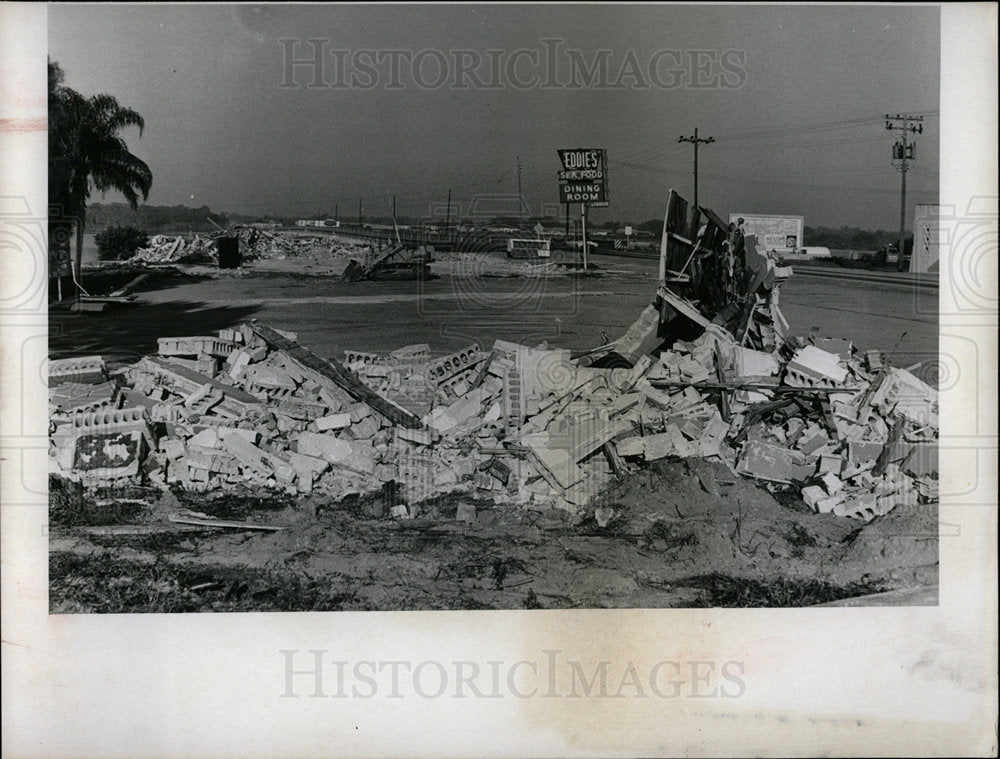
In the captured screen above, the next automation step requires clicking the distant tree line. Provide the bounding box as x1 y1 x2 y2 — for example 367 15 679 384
801 226 911 252
83 199 914 251
87 202 230 233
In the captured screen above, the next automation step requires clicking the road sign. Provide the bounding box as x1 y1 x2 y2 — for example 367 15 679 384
558 148 608 208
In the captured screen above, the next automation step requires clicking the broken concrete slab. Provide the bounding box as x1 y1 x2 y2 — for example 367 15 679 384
737 440 813 484
314 413 352 432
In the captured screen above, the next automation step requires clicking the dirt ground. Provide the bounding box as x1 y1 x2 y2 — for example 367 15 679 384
48 254 939 611
48 457 938 611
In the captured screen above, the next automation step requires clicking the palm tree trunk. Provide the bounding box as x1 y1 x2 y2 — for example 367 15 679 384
74 207 85 299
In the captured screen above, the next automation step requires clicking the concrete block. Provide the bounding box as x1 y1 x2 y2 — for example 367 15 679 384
801 485 827 510
295 431 353 463
276 398 327 421
69 406 155 479
398 427 434 446
160 438 186 459
158 336 237 359
821 472 844 495
284 450 330 478
733 347 780 378
247 364 297 390
347 402 372 423
49 356 107 385
643 430 680 461
737 440 813 484
818 453 842 476
487 458 511 485
616 436 646 457
349 416 380 440
833 493 878 520
679 419 704 440
188 428 221 449
183 448 240 476
344 441 376 472
847 439 884 465
786 345 848 386
526 435 585 490
218 429 276 475
183 383 213 408
612 392 642 415
797 426 829 455
634 378 676 409
296 469 314 493
814 495 843 514
228 350 252 379
314 413 352 431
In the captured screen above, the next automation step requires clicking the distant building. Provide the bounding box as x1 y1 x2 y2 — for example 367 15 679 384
296 219 339 228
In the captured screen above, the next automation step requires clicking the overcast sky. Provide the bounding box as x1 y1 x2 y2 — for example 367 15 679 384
49 4 940 228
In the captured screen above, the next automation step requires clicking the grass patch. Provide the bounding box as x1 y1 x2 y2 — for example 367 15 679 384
49 553 360 613
682 573 885 608
49 476 150 527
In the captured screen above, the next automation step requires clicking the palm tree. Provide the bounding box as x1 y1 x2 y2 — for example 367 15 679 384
48 59 152 295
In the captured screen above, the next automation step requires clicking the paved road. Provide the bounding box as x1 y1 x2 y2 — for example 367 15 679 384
51 257 938 385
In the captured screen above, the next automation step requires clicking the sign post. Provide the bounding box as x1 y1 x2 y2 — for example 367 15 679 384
625 225 633 251
557 148 608 269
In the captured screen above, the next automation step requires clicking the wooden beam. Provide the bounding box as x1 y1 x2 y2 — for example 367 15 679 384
248 321 424 428
656 285 711 328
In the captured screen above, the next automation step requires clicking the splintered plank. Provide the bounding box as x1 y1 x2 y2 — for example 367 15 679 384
168 513 285 531
656 286 711 328
248 322 423 429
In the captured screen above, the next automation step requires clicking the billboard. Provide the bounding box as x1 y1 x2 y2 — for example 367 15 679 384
730 213 804 254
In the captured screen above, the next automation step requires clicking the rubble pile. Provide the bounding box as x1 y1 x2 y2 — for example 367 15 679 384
131 234 218 264
49 317 938 523
129 228 366 265
53 190 937 524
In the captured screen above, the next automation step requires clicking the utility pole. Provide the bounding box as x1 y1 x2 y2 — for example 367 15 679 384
334 203 338 224
678 127 715 208
445 188 451 232
885 114 923 266
358 198 362 228
516 155 524 227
